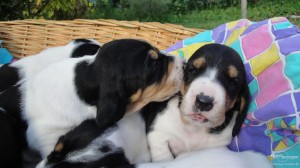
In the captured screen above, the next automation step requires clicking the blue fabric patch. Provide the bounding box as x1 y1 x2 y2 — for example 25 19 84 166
184 30 212 46
0 48 13 64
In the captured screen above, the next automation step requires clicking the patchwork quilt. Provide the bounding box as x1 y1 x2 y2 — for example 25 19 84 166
165 17 300 168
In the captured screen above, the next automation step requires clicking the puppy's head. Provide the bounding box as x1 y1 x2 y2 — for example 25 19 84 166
93 39 183 127
36 120 129 168
180 43 249 136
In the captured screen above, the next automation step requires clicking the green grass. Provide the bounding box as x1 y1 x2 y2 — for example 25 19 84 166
168 7 241 29
167 1 300 30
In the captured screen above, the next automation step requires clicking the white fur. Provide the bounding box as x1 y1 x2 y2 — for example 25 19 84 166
136 147 272 168
11 39 100 85
148 96 234 161
22 56 97 157
180 68 227 128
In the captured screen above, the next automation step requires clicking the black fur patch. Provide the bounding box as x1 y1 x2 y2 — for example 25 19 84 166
74 39 93 43
0 85 27 168
0 64 20 93
44 119 131 168
141 98 171 133
75 39 173 128
74 60 99 106
71 44 100 58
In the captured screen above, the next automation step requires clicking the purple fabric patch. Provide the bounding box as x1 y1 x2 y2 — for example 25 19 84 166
164 41 183 53
254 94 295 122
272 26 300 40
212 24 226 43
245 63 254 84
242 19 268 36
278 34 300 55
229 124 272 156
294 92 300 112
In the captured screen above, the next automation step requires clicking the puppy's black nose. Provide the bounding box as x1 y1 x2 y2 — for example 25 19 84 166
195 93 214 111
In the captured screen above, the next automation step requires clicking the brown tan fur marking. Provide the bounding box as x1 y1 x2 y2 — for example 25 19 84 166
54 142 63 152
228 65 238 78
193 57 205 69
127 61 178 113
149 50 159 60
130 89 142 102
181 82 187 95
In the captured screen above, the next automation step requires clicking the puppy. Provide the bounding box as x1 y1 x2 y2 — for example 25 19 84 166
37 44 265 168
0 39 100 168
146 43 250 161
0 39 183 161
36 112 150 168
0 38 101 93
37 114 271 168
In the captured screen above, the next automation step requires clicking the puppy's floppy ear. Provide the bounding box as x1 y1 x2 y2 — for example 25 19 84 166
232 82 250 137
96 79 127 128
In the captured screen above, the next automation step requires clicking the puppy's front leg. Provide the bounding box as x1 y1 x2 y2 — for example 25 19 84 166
148 131 174 162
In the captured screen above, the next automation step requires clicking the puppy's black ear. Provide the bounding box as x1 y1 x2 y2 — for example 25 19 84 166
232 82 250 137
96 78 127 128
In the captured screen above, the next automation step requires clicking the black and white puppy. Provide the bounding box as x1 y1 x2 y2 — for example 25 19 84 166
0 39 183 161
36 113 271 168
0 38 101 93
36 112 151 168
146 43 250 161
36 44 265 168
0 38 100 168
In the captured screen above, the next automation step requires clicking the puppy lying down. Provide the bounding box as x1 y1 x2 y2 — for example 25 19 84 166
37 44 272 168
0 39 101 93
0 39 183 168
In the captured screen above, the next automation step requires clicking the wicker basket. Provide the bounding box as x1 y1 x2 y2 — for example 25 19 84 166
0 19 203 59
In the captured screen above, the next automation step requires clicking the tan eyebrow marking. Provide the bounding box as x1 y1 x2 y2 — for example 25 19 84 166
228 65 238 78
149 50 159 60
193 57 206 69
54 142 64 152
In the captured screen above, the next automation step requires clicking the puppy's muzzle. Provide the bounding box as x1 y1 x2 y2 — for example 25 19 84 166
195 93 214 112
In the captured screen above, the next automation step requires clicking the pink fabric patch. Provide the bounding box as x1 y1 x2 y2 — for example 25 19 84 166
236 19 252 28
242 25 273 60
256 61 290 107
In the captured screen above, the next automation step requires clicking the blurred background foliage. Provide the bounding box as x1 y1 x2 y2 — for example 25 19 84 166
1 0 300 29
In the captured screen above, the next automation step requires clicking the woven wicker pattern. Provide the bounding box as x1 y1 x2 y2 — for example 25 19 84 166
0 19 202 58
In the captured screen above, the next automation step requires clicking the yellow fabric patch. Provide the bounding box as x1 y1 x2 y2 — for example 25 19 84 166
274 141 288 151
225 29 240 46
170 42 211 60
280 120 288 129
227 20 239 30
250 44 280 76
